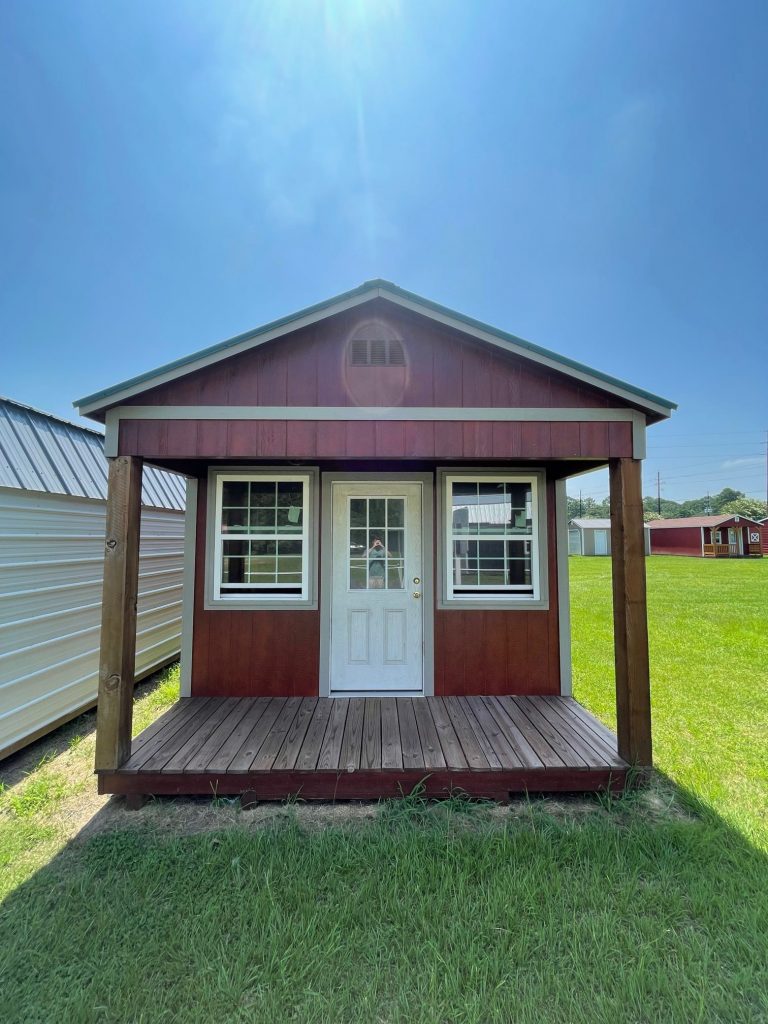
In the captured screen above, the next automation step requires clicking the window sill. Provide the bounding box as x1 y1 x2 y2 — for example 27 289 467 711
203 597 318 612
437 596 549 612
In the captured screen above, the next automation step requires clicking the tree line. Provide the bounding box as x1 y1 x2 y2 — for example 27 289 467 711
567 487 768 522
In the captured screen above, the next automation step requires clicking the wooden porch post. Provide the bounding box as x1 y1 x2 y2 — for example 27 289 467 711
95 455 143 771
609 457 652 767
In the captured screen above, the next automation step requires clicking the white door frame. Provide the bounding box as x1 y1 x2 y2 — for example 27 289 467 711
319 472 434 698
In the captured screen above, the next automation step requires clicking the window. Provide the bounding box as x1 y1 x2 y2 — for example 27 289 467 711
442 473 543 604
211 472 313 604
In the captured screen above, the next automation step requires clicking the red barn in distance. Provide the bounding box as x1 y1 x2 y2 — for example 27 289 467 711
647 515 764 558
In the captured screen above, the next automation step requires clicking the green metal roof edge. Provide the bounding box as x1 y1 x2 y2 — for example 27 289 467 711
376 280 677 411
74 278 677 412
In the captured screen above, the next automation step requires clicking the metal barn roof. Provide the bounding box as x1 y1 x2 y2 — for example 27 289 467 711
0 397 186 510
569 518 612 530
646 515 764 529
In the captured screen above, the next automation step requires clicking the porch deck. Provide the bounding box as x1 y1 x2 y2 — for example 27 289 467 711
99 696 629 801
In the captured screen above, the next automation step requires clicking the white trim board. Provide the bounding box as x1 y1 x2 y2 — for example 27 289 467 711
77 284 674 419
555 480 572 696
179 478 197 697
105 406 647 459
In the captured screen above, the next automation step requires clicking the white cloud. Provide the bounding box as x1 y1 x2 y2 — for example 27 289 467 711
721 456 763 469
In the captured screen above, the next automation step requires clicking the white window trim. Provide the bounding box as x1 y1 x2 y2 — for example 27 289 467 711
437 468 549 611
204 466 319 611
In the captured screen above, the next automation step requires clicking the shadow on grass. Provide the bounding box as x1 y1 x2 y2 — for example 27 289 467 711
1 773 766 1024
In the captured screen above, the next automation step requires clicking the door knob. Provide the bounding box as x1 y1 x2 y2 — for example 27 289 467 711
413 592 422 599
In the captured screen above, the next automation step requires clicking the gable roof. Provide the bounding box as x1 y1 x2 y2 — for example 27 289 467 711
74 281 677 421
569 518 612 530
0 396 186 510
646 515 764 529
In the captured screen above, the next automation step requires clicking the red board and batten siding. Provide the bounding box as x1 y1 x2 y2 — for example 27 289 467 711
648 527 703 557
119 420 633 461
122 303 619 411
191 475 562 699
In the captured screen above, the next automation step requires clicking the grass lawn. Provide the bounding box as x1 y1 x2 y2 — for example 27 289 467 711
0 557 766 1023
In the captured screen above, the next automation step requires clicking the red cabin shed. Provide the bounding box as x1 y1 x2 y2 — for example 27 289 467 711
75 281 676 802
647 515 764 558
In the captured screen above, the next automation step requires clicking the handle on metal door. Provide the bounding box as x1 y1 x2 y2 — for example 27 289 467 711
413 591 422 599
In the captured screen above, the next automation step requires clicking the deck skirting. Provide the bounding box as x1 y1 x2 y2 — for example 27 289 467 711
98 696 629 801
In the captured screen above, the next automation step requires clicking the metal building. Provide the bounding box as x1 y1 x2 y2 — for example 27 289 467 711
0 397 186 759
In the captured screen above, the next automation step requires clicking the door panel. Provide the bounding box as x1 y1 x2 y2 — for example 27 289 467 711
330 482 424 694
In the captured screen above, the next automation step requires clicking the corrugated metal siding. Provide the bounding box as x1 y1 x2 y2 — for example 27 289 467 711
0 489 184 759
0 397 185 510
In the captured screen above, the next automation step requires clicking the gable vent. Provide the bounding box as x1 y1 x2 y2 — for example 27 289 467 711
349 338 405 366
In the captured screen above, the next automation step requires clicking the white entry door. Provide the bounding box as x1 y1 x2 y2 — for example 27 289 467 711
594 529 608 556
330 482 424 694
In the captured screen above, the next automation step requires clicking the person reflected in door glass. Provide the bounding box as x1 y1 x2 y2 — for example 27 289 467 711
367 534 387 589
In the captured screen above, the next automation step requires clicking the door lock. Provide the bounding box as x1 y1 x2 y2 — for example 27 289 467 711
413 592 422 599
413 577 421 585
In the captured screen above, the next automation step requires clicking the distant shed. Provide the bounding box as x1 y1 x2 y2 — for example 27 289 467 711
646 515 763 558
0 397 187 759
568 518 613 556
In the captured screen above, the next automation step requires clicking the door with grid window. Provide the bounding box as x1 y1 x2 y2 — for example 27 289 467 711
329 482 424 694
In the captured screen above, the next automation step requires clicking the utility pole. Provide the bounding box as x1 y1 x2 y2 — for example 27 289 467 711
656 472 661 516
579 489 583 516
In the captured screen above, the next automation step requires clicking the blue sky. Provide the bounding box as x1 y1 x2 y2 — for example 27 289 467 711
1 1 766 502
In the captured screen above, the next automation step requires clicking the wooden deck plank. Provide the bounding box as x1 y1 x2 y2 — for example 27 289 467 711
464 697 523 769
362 698 382 769
527 697 601 767
494 697 565 768
381 700 403 769
123 699 205 770
183 699 248 773
164 698 243 772
442 698 491 770
430 698 468 768
295 699 334 771
516 697 589 768
206 698 271 772
560 697 624 752
457 698 503 769
252 698 303 770
273 699 318 770
339 699 365 771
130 702 189 757
228 699 285 771
413 699 446 769
481 697 544 769
116 696 628 801
543 699 626 768
397 698 425 769
317 698 349 770
137 700 221 773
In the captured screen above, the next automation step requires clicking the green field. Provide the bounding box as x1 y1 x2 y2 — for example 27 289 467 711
0 557 766 1023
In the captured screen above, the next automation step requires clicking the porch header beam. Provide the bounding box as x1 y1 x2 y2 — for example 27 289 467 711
95 455 143 772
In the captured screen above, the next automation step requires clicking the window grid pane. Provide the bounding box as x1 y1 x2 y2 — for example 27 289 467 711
349 497 405 590
218 477 307 594
449 478 536 595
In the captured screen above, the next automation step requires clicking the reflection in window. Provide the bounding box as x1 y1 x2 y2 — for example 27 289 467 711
349 497 405 590
448 477 537 597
